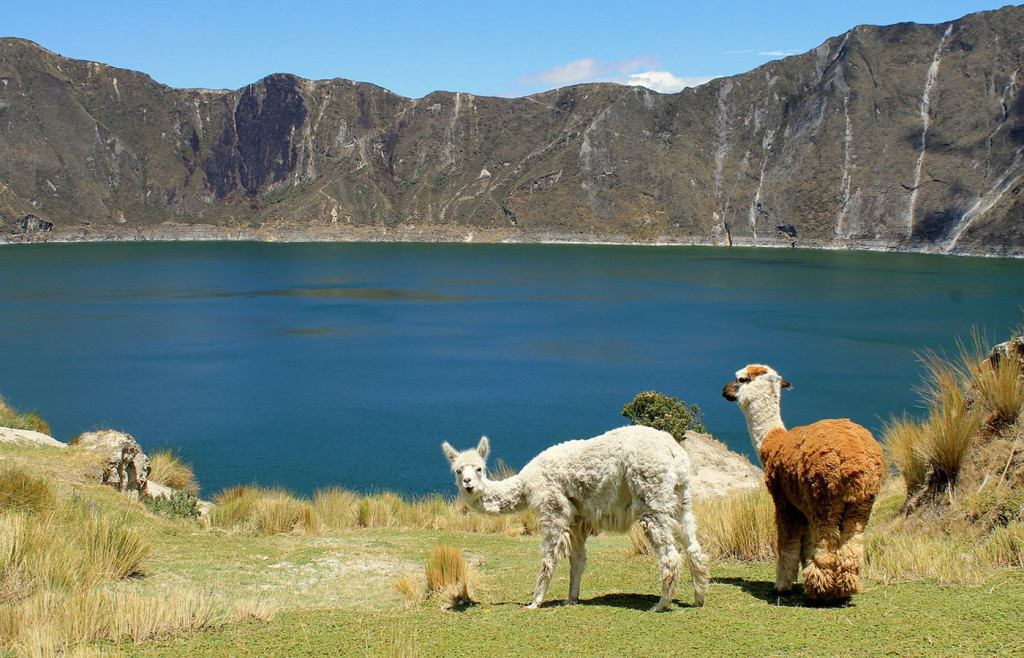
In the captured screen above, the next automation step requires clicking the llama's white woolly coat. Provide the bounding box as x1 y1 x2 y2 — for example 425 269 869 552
442 425 709 610
516 425 692 532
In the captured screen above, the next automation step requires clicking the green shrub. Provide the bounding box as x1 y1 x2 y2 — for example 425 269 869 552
144 491 202 520
621 391 705 440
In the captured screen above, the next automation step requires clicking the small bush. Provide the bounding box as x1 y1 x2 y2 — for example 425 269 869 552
621 391 705 440
148 450 200 495
144 491 202 520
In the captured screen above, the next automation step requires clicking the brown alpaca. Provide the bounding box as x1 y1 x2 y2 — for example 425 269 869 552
723 364 883 604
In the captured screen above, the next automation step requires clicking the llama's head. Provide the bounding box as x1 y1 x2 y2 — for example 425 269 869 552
441 436 490 500
722 364 791 410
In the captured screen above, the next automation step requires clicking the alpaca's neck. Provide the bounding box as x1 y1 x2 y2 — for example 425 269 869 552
742 399 786 460
472 475 529 515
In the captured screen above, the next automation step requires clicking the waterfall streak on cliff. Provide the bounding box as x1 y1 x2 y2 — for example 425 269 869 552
906 26 952 237
944 150 1024 252
836 95 854 239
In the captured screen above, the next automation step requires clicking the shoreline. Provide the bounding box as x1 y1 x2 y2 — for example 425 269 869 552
3 223 1021 259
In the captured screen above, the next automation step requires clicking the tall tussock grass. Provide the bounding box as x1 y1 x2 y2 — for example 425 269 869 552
206 485 318 535
885 331 1023 511
695 487 776 561
425 545 475 607
0 395 50 436
148 449 200 495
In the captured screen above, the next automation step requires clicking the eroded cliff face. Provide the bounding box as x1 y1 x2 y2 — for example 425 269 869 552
1 6 1023 254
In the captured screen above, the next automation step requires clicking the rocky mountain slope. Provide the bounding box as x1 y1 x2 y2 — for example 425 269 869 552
2 6 1023 254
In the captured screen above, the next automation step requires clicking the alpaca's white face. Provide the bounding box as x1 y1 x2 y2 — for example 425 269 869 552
441 436 489 499
722 364 790 409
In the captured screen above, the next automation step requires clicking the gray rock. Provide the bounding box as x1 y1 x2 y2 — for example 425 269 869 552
71 430 151 498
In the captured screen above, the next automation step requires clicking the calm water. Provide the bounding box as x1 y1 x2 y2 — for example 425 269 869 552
1 242 1022 497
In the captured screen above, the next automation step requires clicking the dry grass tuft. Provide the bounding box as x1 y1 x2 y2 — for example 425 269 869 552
0 395 50 436
425 545 476 607
232 596 278 623
393 574 424 606
313 487 360 530
148 449 200 495
695 487 776 561
0 466 57 514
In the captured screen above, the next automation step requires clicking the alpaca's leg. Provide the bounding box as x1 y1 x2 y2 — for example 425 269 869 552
674 487 709 607
528 510 572 609
772 497 806 595
565 524 588 605
641 513 682 612
834 498 875 599
802 500 845 601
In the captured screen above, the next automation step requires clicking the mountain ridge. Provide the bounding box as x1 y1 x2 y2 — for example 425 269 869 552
2 6 1023 255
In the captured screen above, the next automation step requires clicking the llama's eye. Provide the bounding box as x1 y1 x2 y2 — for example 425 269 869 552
737 377 750 383
475 467 482 474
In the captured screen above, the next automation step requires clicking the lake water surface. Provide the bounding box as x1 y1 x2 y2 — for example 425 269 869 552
1 242 1022 497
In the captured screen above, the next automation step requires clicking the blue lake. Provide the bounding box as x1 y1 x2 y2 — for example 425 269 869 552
1 242 1022 497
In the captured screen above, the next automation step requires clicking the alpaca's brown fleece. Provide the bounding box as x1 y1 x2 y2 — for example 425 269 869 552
760 418 883 601
760 419 884 509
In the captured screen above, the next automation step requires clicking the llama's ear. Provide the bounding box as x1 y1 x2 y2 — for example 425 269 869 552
441 442 459 464
477 436 490 460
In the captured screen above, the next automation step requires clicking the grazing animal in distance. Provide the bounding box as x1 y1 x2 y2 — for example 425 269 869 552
722 364 883 604
442 426 710 611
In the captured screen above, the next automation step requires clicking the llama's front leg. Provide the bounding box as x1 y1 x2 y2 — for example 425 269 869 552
565 526 588 605
772 498 806 595
528 524 569 609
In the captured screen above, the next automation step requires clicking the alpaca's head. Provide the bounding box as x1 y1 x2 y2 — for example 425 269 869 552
722 364 791 411
441 436 490 500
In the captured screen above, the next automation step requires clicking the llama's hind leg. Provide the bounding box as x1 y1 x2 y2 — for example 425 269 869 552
772 497 807 595
565 524 588 605
802 501 845 602
641 514 682 612
834 499 875 599
675 488 709 607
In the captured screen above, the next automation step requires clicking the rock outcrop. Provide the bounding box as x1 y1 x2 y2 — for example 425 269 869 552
0 427 67 448
1 5 1024 255
683 431 764 499
70 430 151 498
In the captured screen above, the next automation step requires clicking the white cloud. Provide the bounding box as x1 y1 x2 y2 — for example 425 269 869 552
624 71 716 93
513 57 713 95
725 49 798 57
516 57 656 89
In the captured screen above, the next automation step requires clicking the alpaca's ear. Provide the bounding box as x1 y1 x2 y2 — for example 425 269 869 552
477 436 490 460
441 442 459 464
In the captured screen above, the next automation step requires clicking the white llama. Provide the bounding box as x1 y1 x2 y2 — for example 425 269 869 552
442 426 710 611
722 364 883 603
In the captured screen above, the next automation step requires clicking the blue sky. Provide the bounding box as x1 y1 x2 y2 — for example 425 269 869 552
4 1 1015 98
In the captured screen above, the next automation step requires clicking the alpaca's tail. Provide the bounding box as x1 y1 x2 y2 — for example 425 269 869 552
803 499 874 602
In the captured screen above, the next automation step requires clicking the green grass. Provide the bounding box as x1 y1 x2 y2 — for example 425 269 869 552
126 537 1024 657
